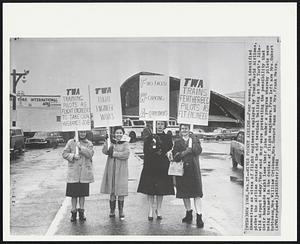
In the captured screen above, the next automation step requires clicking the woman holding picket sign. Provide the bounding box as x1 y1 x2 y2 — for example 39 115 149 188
172 124 204 228
101 126 130 220
62 130 94 222
137 121 175 221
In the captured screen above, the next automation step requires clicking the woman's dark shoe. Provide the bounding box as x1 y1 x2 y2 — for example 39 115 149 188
70 209 77 222
109 200 116 218
196 214 204 228
148 216 154 221
182 209 193 224
118 200 125 220
155 209 162 220
78 208 86 221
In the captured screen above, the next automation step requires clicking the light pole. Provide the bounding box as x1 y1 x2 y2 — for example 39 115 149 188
11 69 29 126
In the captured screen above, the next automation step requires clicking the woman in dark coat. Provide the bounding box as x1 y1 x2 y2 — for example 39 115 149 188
137 121 175 220
172 124 204 228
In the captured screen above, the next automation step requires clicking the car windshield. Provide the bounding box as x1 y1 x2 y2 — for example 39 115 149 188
133 121 145 126
34 132 48 137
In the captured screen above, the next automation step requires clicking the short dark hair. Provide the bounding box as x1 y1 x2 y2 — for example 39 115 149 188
156 121 167 129
179 124 190 131
113 126 125 134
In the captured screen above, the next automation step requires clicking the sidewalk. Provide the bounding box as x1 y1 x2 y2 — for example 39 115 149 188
52 142 233 236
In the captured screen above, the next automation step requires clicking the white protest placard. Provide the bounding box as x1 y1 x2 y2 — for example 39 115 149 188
61 87 91 131
139 75 169 121
90 82 123 127
177 78 210 126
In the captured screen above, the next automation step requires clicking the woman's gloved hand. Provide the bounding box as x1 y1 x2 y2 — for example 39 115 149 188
174 152 182 162
155 148 162 155
107 145 114 157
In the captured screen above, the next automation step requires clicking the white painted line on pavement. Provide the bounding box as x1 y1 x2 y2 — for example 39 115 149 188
45 197 70 236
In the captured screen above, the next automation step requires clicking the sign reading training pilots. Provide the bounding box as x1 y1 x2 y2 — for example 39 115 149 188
177 78 210 126
61 87 91 131
91 83 122 127
139 75 169 121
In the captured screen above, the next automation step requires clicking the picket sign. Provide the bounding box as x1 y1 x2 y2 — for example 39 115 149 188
90 81 123 148
177 77 210 127
60 86 91 157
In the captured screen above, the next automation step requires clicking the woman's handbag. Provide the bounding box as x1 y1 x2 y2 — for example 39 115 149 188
168 161 184 176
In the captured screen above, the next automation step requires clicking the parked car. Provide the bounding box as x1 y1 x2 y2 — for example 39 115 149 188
164 118 180 137
230 130 244 168
122 117 146 142
191 128 205 139
91 127 107 144
25 131 64 148
203 128 239 141
10 127 25 155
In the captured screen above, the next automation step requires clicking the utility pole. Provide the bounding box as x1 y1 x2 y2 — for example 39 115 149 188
11 69 29 126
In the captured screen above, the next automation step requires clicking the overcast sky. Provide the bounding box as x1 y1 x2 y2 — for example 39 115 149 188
11 38 246 96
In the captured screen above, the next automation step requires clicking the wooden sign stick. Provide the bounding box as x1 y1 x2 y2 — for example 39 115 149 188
75 129 79 155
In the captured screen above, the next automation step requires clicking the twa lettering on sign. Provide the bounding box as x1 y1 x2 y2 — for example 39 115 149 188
61 87 91 131
91 83 122 127
139 75 169 121
177 78 210 126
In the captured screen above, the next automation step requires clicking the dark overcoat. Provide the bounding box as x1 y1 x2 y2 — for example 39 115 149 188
172 135 203 198
137 131 175 195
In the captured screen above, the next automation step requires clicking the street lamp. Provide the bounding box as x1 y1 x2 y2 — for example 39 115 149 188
11 69 29 126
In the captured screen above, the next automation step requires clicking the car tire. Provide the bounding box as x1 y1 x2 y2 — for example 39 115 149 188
129 132 136 143
216 136 220 141
232 158 238 168
240 155 244 167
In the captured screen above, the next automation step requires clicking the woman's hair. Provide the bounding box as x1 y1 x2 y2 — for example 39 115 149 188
113 126 125 134
179 123 191 131
156 121 167 129
78 130 88 140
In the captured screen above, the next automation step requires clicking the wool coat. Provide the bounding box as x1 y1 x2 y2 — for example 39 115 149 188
137 131 175 196
172 135 203 198
100 140 130 196
62 138 94 183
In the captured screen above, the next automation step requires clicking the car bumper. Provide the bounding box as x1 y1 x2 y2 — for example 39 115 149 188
203 136 216 139
25 141 48 146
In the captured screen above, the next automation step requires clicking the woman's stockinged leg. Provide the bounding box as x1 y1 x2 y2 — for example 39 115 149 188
194 197 204 228
194 197 202 215
118 195 124 201
71 197 77 211
147 195 154 218
156 195 163 216
110 193 116 201
79 197 85 209
183 198 192 211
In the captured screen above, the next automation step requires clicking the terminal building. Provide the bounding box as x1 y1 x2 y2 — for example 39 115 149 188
13 72 245 134
121 72 245 131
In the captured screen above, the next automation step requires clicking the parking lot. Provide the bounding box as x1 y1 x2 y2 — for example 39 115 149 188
10 139 244 236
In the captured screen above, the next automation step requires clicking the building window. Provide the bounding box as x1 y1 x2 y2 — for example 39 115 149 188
56 116 61 122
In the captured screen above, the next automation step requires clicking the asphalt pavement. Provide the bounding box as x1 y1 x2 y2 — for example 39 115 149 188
10 140 244 236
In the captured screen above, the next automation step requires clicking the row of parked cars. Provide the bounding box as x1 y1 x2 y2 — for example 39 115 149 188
10 125 245 168
10 127 66 154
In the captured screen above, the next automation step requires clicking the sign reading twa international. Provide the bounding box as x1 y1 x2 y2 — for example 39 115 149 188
91 82 123 127
61 87 91 131
139 75 169 121
177 78 210 126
